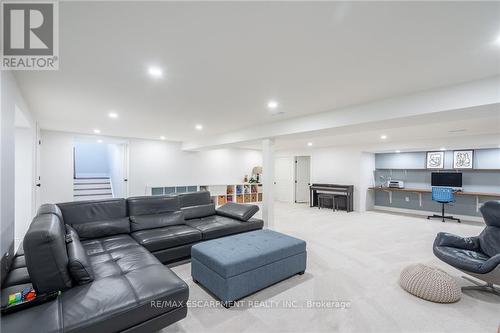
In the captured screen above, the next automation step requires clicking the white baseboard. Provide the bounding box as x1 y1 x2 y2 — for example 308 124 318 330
372 205 484 223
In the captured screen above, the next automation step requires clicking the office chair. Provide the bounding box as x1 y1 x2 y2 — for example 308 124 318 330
427 187 461 223
433 201 500 295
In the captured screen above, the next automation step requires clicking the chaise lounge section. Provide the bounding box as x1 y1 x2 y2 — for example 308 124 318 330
1 191 263 332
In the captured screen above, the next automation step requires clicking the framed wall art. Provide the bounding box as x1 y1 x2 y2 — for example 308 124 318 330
426 151 444 169
453 150 473 169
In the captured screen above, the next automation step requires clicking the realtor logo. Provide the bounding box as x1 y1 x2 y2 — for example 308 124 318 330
1 1 59 70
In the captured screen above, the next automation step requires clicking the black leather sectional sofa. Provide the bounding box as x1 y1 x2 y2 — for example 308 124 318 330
1 191 263 332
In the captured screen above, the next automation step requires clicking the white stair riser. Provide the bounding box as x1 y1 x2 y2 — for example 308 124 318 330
74 184 111 190
73 178 111 184
74 189 113 196
73 194 113 201
73 177 113 202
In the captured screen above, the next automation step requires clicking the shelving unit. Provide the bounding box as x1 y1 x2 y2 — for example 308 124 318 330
148 183 263 206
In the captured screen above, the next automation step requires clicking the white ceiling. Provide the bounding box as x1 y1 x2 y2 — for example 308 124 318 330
240 104 500 151
14 1 500 143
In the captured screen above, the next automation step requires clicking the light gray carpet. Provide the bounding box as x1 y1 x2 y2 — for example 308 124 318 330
164 202 499 333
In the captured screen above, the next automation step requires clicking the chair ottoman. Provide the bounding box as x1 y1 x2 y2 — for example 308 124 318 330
191 229 307 307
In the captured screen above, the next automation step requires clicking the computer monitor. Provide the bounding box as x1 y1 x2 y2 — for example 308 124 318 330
431 172 462 188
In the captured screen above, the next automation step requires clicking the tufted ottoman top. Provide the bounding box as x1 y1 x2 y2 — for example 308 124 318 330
191 229 306 278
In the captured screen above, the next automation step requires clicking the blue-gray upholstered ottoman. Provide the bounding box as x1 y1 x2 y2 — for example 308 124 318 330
191 229 307 307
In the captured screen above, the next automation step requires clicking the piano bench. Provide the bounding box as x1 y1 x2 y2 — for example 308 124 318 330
318 193 336 210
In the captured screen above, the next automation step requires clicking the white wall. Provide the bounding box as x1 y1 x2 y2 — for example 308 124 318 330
128 139 262 196
276 147 375 212
40 131 74 204
1 71 36 256
39 132 262 201
359 152 376 211
15 127 35 246
74 142 110 178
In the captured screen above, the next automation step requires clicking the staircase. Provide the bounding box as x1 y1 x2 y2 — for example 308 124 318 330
73 177 113 201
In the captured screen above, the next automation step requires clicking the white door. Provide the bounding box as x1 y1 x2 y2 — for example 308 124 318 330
107 143 129 198
274 157 294 202
295 156 311 203
122 143 129 198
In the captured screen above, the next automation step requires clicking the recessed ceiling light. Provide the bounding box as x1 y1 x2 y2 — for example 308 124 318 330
148 66 163 79
195 124 203 131
395 150 401 153
307 142 313 147
93 129 101 134
159 136 166 140
267 101 278 110
108 112 118 119
380 135 387 140
440 147 446 151
97 139 103 143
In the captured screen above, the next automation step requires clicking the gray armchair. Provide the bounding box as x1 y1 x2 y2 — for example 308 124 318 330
433 200 500 295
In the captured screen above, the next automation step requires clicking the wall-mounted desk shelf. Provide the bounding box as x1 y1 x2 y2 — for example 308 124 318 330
369 187 500 212
375 168 500 172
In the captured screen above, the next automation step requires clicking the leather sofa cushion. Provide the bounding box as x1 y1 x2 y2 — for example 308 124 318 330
66 225 94 285
60 264 188 332
24 214 72 293
130 211 186 232
182 203 215 220
1 297 62 333
3 267 31 288
70 217 130 239
57 199 130 239
62 234 189 332
132 225 202 252
186 215 264 240
216 202 259 221
11 255 26 269
127 195 180 216
58 198 127 223
37 203 64 222
81 234 139 256
178 191 211 207
2 234 189 333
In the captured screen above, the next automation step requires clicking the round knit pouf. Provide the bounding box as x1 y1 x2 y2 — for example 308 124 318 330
399 264 461 303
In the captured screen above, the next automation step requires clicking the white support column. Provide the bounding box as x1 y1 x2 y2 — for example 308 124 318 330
262 138 275 229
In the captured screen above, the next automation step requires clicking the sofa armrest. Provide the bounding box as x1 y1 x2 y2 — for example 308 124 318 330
434 232 480 250
216 203 259 221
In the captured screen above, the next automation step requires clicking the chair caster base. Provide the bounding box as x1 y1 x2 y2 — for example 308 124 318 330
427 214 461 223
461 276 500 296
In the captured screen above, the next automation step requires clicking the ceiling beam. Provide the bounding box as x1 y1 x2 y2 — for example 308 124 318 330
182 76 500 151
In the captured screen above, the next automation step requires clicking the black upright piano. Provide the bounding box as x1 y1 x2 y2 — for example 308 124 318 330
309 183 354 212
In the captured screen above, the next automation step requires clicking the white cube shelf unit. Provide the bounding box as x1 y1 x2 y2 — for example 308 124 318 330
148 184 263 206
